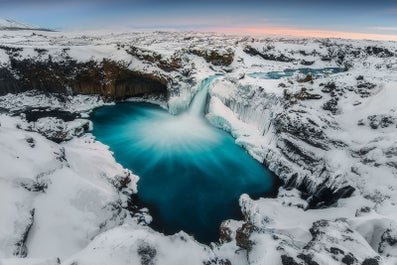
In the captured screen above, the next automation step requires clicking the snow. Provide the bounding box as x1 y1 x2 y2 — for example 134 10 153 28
0 258 60 265
62 224 212 265
0 29 396 264
0 19 38 31
0 114 138 260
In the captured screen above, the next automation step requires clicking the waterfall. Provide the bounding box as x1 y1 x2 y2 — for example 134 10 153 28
91 89 275 243
188 76 218 117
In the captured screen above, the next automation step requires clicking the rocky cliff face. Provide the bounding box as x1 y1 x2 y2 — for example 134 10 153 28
0 58 167 99
206 39 397 210
1 31 397 264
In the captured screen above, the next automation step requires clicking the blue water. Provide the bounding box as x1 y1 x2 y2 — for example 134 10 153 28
91 78 276 243
249 67 345 79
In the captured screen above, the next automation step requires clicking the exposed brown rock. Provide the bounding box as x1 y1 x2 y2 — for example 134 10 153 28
189 48 234 66
219 221 233 243
126 46 182 72
235 223 256 251
298 74 313 83
0 58 168 100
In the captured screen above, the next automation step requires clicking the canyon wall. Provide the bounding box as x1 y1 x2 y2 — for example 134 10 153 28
0 58 167 99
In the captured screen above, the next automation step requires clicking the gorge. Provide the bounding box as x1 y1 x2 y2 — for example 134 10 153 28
91 77 277 243
0 30 396 265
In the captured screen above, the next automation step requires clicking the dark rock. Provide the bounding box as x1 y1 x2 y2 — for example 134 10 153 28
281 255 301 265
137 243 157 265
244 45 294 62
127 46 182 72
346 86 355 92
308 183 355 209
361 258 379 265
46 131 68 144
341 253 357 265
330 247 345 255
112 172 132 191
54 147 67 163
367 114 395 129
285 171 355 209
188 48 234 66
296 88 322 100
26 118 91 143
380 116 395 128
274 111 330 150
298 74 313 83
219 221 233 243
344 63 353 71
321 57 332 61
386 161 397 169
378 228 397 255
357 82 376 90
15 108 80 123
284 88 322 103
0 45 23 57
336 51 346 64
368 115 380 129
0 58 168 100
34 48 48 55
13 209 35 257
20 178 48 193
322 98 339 114
365 46 394 58
355 206 371 217
356 75 364 81
384 147 397 158
278 137 320 166
297 253 319 265
321 82 336 93
301 60 315 66
299 50 316 56
204 258 232 265
311 219 330 234
355 89 371 98
357 119 365 126
354 80 377 97
26 137 35 148
302 218 371 264
235 223 256 251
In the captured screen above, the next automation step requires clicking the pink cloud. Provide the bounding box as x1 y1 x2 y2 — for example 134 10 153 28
207 27 397 41
370 27 397 31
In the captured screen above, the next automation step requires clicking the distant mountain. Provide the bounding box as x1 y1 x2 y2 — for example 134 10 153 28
0 18 53 31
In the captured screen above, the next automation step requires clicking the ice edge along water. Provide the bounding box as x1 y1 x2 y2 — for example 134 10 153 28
90 74 275 243
1 29 396 265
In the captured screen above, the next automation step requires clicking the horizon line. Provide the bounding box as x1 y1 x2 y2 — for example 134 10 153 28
206 27 397 41
59 25 397 42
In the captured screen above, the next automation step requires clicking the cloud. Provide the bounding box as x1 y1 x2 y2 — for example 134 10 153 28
370 27 397 31
208 26 397 41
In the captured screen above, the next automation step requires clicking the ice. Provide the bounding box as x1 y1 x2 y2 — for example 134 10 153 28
0 28 396 264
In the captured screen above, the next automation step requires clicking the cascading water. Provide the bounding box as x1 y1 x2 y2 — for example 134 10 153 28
91 76 276 243
188 76 216 116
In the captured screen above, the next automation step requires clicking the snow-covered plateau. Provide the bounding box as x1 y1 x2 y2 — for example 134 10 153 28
0 29 396 265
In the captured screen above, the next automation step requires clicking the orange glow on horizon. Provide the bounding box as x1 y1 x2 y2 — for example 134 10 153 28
209 27 397 41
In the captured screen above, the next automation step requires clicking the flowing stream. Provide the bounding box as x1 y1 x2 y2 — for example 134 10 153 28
248 67 345 79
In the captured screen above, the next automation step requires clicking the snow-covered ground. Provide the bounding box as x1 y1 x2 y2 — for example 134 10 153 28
0 29 396 264
0 19 50 31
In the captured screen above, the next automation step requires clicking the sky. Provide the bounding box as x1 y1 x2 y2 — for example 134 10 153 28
0 0 396 40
